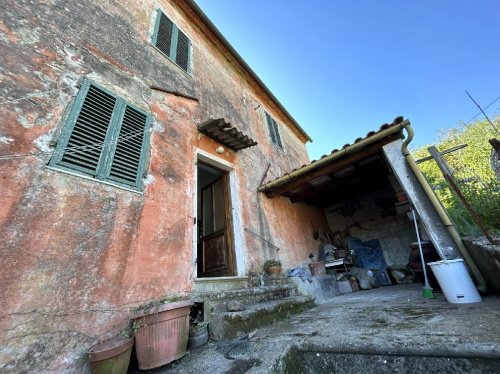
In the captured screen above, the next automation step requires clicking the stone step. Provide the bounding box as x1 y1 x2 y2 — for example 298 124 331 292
193 276 250 293
209 295 315 341
193 284 297 313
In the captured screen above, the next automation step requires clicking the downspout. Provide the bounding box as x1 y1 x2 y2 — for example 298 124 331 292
401 122 487 292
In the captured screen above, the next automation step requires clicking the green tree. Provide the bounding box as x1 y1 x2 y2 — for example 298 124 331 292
412 117 500 236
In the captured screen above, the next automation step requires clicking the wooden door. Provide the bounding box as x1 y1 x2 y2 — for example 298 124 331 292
198 174 234 277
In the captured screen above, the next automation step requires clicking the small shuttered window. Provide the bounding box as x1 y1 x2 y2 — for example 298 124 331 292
265 112 283 149
152 10 191 73
50 79 151 191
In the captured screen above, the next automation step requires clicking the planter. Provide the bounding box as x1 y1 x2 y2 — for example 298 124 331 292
265 265 281 275
133 300 193 370
309 261 326 276
88 336 134 374
188 323 209 349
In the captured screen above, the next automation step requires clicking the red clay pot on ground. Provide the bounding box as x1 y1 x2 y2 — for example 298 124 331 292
265 265 281 275
309 261 326 275
132 300 193 370
88 335 134 374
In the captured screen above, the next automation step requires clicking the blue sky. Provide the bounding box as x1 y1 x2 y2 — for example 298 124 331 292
195 0 500 160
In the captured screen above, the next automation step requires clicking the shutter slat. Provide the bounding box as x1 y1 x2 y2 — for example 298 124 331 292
111 156 139 169
75 117 110 135
118 135 143 148
83 94 116 110
120 121 143 134
114 141 142 158
112 149 140 164
69 130 104 146
72 125 107 142
64 151 101 163
123 113 146 126
79 107 114 124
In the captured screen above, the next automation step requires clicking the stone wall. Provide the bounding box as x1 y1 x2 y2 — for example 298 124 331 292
325 190 415 268
0 0 326 371
462 237 500 294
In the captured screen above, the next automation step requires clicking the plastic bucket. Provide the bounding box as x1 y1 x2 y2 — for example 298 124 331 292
428 259 481 303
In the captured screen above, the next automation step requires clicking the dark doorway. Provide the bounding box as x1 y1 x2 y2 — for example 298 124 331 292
197 162 234 277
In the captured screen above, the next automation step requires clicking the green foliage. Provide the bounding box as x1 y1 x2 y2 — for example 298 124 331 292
130 295 184 315
263 259 282 269
412 118 500 236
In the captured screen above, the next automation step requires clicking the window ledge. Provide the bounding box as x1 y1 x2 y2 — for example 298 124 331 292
46 166 143 195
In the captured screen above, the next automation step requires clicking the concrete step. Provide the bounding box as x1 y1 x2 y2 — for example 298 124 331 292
193 283 297 305
209 295 315 341
193 276 250 293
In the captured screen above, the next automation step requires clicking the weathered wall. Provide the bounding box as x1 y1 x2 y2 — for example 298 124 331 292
325 190 416 268
0 0 325 371
462 237 500 294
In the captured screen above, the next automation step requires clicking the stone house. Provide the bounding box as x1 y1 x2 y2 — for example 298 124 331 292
0 0 488 372
0 0 326 371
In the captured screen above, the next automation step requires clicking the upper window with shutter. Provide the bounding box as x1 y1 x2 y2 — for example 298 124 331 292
264 111 283 149
152 10 192 73
49 79 151 191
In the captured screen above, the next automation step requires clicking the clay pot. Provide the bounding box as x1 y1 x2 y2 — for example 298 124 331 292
88 336 134 374
132 300 193 370
309 261 326 276
265 265 281 275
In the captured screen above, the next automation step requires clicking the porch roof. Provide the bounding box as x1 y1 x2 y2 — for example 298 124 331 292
259 116 408 206
198 118 258 151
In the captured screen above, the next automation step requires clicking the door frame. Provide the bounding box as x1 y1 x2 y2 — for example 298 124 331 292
193 149 246 278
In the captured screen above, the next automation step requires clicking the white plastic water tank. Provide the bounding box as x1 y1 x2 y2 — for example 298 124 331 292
428 259 482 303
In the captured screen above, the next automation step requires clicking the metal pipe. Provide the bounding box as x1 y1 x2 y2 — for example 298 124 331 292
401 122 487 292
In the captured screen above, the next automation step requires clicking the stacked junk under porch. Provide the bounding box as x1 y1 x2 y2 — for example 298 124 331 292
258 116 486 304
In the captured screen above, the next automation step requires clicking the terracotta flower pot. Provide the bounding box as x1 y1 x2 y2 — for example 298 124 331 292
132 300 193 370
265 265 281 275
309 261 326 275
88 336 134 374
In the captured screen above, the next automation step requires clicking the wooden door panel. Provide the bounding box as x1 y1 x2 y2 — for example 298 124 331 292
198 171 234 278
202 232 227 275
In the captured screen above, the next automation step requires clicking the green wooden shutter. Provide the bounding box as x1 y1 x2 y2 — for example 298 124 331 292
265 112 283 149
56 83 118 175
265 112 277 144
154 11 174 58
107 105 150 188
152 10 191 73
272 120 283 149
175 28 190 72
51 79 151 191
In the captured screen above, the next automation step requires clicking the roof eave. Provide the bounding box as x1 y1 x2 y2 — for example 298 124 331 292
182 0 312 143
259 119 409 195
